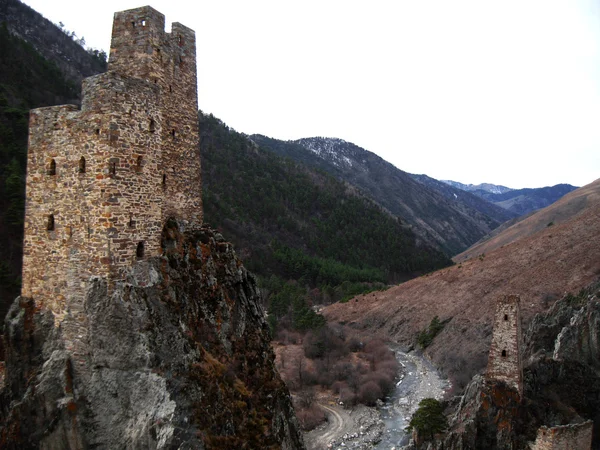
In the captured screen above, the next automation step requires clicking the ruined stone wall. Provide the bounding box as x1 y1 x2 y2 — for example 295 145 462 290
486 295 523 398
530 421 593 450
21 6 201 325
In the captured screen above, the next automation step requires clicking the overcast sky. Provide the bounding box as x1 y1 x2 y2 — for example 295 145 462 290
21 0 600 188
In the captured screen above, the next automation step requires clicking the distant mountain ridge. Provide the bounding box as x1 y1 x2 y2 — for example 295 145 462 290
442 180 513 195
444 179 578 216
251 135 515 256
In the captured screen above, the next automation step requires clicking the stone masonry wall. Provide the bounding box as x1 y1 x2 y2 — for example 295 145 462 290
21 6 202 333
530 421 593 450
486 295 523 398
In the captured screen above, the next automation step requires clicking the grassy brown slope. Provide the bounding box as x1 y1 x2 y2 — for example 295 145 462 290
322 193 600 389
454 178 600 262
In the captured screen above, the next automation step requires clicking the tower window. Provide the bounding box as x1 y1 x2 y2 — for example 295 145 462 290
501 350 507 357
47 159 56 176
171 129 176 139
136 156 143 171
504 314 508 321
136 241 145 258
95 128 100 136
178 35 184 46
129 216 135 227
149 118 156 133
162 174 166 186
141 20 146 27
79 156 86 173
131 21 135 28
109 161 116 176
47 214 55 231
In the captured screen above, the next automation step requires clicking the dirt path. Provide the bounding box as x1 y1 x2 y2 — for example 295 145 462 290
318 404 345 445
304 403 383 450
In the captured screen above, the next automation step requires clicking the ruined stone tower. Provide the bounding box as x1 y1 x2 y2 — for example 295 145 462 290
486 294 523 398
21 6 202 323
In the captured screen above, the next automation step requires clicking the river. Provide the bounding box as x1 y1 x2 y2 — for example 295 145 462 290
374 349 449 449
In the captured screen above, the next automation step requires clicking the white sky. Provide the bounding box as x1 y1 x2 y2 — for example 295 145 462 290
21 0 600 188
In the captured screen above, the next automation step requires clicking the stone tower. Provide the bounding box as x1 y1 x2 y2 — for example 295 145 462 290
486 295 523 398
21 6 202 323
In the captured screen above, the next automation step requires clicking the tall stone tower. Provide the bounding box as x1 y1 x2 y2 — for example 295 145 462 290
486 295 523 398
21 6 202 323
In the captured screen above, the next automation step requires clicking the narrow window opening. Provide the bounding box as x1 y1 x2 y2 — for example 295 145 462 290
169 85 172 93
47 214 55 231
149 118 156 133
501 350 507 357
109 161 116 176
79 156 86 173
136 241 145 258
162 174 166 186
171 129 176 139
141 19 146 27
131 21 136 28
95 128 100 136
504 314 508 321
47 159 56 176
178 35 183 46
136 156 143 170
129 216 135 227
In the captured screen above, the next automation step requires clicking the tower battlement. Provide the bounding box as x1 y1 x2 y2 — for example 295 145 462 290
486 295 523 398
21 7 202 322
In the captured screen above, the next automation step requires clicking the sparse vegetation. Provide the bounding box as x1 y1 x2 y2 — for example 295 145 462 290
275 326 399 430
417 316 448 349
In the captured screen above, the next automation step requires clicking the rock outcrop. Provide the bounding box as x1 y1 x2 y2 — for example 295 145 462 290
0 223 305 449
410 283 600 449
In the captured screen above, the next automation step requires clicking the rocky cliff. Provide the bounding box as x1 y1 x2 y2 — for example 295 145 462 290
0 222 305 449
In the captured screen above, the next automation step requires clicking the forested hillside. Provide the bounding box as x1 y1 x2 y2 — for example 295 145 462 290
251 135 510 256
200 113 451 330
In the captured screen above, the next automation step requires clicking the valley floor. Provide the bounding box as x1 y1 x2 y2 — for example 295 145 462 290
303 349 449 450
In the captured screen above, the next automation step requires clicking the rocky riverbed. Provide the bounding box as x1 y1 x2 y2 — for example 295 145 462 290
304 349 449 450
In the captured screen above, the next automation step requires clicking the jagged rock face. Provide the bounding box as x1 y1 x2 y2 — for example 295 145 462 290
0 224 305 449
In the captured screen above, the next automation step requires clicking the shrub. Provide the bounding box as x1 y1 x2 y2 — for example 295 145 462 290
339 386 357 406
417 316 447 349
296 404 326 431
358 380 382 406
406 398 448 441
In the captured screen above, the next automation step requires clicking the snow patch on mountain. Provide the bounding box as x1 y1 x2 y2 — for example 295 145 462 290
442 180 513 194
295 137 356 168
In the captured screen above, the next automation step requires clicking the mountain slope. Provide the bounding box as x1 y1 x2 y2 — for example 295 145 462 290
455 178 600 262
476 184 578 216
0 0 107 90
201 114 450 288
251 135 511 256
323 180 600 388
410 174 517 224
